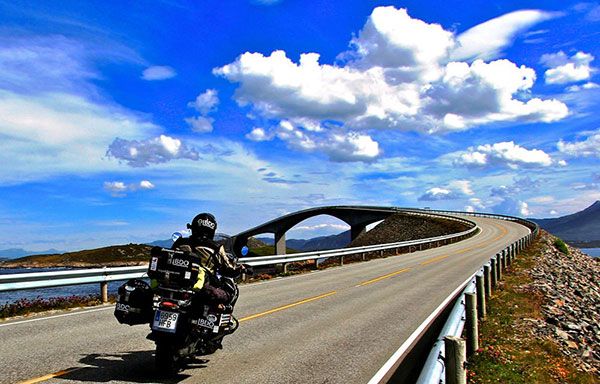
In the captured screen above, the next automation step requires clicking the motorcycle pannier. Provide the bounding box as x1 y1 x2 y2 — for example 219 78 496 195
114 278 153 325
147 247 200 289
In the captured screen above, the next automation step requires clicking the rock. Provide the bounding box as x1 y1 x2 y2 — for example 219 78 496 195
555 329 570 340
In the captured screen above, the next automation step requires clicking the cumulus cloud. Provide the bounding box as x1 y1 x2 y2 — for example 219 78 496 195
290 223 350 232
453 141 554 168
557 129 600 157
215 6 568 161
451 10 558 61
185 116 214 133
419 180 474 201
106 135 200 167
103 180 155 197
541 51 594 84
188 89 219 115
493 197 531 216
566 82 599 92
246 127 271 141
141 66 177 80
185 89 219 133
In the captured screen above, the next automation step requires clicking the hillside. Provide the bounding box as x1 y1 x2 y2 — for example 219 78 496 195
532 201 600 245
0 244 152 268
257 231 351 252
349 212 470 247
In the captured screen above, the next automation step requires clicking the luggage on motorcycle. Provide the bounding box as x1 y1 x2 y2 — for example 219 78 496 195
147 247 200 288
114 278 153 325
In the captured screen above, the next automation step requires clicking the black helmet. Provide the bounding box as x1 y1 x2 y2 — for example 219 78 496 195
187 213 217 239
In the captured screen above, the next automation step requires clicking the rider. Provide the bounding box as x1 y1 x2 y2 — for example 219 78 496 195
172 212 243 307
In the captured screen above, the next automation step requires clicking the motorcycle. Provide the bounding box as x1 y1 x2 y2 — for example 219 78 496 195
114 245 250 374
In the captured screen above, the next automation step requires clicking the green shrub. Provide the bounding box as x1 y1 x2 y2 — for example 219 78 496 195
553 238 569 255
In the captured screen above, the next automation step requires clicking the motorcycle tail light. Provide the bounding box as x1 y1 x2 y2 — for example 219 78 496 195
161 301 177 309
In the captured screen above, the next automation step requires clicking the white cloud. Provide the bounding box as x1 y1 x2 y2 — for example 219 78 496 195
260 120 381 162
493 198 531 217
188 89 219 115
451 10 557 61
557 129 600 157
566 82 599 92
453 141 554 168
185 89 219 133
419 180 474 201
106 135 200 167
215 6 568 161
289 223 350 232
246 127 271 141
541 51 594 84
185 116 214 133
141 66 177 81
139 180 155 189
103 180 155 197
529 195 554 203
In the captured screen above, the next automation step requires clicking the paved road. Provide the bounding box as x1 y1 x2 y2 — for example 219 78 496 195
0 216 529 384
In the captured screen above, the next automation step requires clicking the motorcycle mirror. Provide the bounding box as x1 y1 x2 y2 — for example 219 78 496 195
241 246 249 256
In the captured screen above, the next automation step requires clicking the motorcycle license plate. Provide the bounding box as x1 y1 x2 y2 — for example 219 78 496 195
152 310 178 333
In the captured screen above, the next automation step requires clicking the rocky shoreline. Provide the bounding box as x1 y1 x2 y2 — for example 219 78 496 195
525 230 599 375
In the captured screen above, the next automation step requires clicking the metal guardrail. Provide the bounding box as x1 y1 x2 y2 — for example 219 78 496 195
376 211 540 384
0 209 477 294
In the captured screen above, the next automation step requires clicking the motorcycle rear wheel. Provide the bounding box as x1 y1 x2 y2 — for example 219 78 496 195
155 342 180 374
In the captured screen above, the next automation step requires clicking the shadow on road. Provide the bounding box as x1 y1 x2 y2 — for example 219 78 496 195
57 351 209 383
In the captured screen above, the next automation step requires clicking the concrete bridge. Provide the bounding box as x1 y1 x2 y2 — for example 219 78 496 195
232 206 400 255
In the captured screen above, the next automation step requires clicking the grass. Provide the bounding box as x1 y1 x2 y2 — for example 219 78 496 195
1 294 116 319
554 238 570 255
468 235 597 384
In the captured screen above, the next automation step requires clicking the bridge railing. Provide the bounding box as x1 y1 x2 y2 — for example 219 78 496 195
0 209 477 296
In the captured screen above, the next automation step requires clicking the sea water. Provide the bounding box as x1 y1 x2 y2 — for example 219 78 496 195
581 248 600 258
0 268 126 306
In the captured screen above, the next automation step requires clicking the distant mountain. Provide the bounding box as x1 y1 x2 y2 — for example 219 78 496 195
0 248 62 259
531 201 600 245
146 233 231 249
147 239 173 248
257 231 351 252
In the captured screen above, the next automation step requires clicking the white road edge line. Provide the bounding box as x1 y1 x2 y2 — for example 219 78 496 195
366 272 477 384
0 305 114 327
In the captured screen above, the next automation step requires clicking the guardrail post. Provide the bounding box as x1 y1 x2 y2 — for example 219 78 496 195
283 263 290 274
362 252 367 261
241 272 247 282
444 336 467 384
483 265 491 298
476 274 486 319
502 250 507 270
497 253 503 281
340 256 344 266
465 292 479 356
100 282 108 303
490 258 497 288
505 248 511 267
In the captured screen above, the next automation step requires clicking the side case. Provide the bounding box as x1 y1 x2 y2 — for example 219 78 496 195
114 278 154 325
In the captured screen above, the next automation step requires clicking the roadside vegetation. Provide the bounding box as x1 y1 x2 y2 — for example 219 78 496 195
554 237 570 255
468 235 597 384
1 294 115 319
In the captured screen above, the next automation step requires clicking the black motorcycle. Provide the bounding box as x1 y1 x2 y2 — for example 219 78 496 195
114 247 243 374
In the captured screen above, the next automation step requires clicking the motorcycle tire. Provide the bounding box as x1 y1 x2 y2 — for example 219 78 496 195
155 342 180 375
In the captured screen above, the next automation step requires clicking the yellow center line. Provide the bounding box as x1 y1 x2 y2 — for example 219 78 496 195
420 255 448 266
18 367 82 384
239 291 338 322
355 268 410 287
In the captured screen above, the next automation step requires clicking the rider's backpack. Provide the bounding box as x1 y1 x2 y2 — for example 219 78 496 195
114 279 153 325
147 247 201 289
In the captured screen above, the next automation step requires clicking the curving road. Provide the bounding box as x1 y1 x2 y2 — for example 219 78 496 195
0 216 529 384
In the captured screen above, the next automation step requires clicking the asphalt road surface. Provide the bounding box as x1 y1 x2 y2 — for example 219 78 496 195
0 216 529 384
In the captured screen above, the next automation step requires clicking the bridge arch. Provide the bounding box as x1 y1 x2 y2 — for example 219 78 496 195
232 206 397 255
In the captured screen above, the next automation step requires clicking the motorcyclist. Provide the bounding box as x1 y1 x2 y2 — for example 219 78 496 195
172 212 243 308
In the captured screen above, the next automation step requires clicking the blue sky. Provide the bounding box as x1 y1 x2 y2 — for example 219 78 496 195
0 0 599 251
